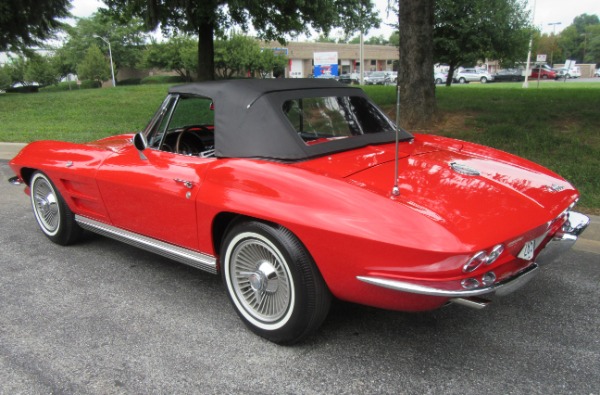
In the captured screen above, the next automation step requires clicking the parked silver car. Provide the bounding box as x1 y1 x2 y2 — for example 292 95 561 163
434 72 447 84
454 68 495 84
364 71 390 85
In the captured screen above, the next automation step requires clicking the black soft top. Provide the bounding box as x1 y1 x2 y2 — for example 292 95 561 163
168 79 404 160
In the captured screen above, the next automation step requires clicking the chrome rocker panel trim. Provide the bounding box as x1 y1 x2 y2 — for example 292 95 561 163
75 215 217 274
358 211 590 299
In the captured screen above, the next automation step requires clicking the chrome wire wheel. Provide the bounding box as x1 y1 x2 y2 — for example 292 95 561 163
29 171 82 245
222 221 331 344
31 173 60 236
226 232 295 329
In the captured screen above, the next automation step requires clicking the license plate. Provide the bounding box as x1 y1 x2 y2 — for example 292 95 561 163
518 240 535 261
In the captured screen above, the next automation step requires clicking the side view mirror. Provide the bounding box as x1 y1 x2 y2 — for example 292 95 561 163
133 132 148 160
133 132 148 151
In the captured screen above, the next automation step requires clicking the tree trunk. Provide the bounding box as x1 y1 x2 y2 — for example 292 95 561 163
197 18 215 81
398 0 437 129
446 64 456 86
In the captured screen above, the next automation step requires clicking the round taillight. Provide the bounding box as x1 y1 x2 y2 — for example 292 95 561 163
486 244 505 265
461 278 480 289
481 271 496 286
463 251 487 273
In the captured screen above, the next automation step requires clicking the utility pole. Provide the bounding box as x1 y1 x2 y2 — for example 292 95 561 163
548 22 561 67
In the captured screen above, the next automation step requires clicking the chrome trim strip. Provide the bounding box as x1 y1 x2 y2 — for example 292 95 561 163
357 264 539 298
75 215 217 274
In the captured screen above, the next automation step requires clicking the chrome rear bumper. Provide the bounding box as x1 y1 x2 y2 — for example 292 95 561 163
536 211 590 265
357 211 590 304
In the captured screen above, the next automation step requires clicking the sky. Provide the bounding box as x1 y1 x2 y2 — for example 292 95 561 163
70 0 600 38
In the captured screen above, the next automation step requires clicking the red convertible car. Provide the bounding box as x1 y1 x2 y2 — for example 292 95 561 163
8 79 589 344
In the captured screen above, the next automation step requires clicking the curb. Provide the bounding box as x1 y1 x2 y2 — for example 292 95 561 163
1 142 599 248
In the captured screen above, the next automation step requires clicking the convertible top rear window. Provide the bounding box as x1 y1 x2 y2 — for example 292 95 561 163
283 96 396 146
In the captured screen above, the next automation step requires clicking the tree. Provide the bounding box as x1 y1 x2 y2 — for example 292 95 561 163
533 31 563 67
142 36 198 81
256 48 289 78
365 35 388 45
315 35 338 43
214 35 260 78
433 0 531 86
58 11 149 79
586 27 600 64
24 53 60 86
0 0 70 51
388 31 399 47
104 0 379 81
213 35 289 78
77 44 110 86
3 55 28 86
397 0 436 129
0 66 12 90
557 14 600 63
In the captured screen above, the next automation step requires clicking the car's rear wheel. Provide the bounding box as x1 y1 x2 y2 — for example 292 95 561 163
30 171 82 245
435 78 443 84
221 220 331 344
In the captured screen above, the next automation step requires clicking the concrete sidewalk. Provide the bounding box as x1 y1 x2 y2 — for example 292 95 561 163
1 142 598 250
1 142 25 160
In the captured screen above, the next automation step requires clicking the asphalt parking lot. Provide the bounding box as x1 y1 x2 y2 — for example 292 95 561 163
1 159 599 395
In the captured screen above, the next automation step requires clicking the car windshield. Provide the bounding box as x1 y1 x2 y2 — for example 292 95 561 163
282 96 396 146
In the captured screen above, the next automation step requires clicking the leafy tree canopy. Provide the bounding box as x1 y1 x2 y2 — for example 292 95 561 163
57 11 149 78
433 0 532 84
556 14 600 64
103 0 379 80
142 36 198 81
0 0 70 52
77 44 110 85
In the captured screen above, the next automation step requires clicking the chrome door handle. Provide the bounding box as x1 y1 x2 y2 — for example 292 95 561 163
173 178 194 189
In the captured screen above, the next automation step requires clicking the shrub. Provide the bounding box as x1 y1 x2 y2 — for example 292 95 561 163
141 75 186 84
118 78 142 86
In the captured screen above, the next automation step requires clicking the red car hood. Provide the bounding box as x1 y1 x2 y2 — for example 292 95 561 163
87 134 135 152
293 135 578 246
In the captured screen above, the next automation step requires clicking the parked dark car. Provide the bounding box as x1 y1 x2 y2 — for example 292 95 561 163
494 69 525 82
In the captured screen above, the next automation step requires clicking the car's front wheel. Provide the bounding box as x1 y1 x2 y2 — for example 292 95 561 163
30 171 82 245
435 78 443 84
221 220 331 344
459 77 467 84
480 77 488 83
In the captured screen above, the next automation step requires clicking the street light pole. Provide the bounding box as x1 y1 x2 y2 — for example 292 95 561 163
93 35 116 87
548 22 561 67
523 0 537 88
